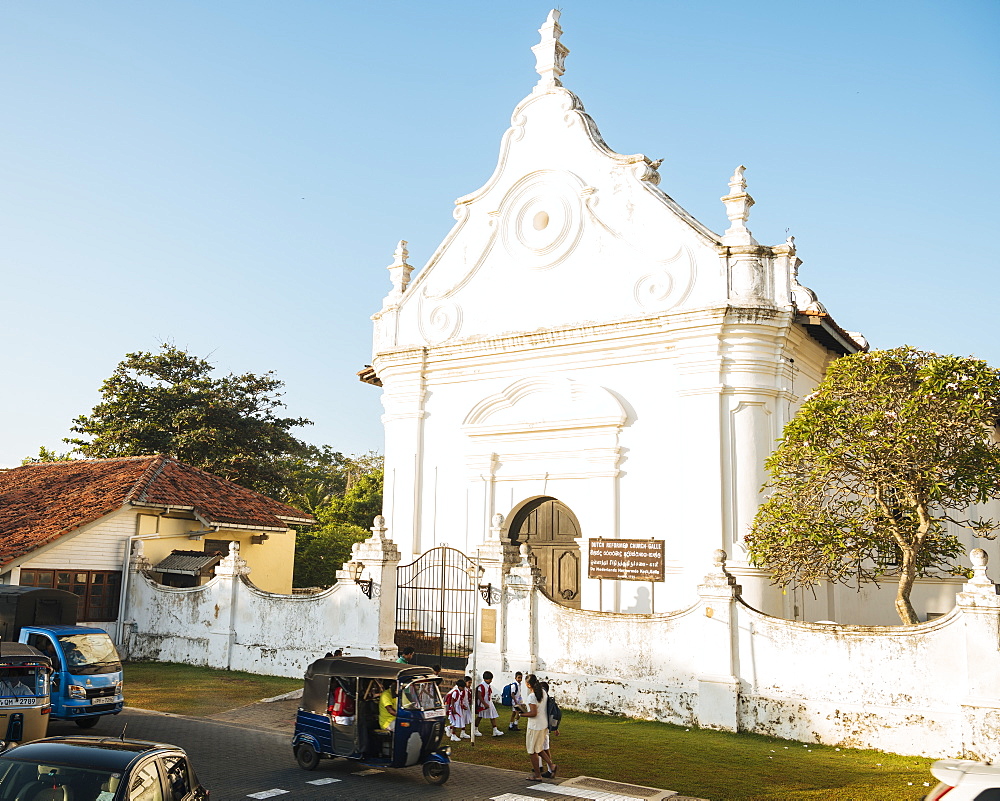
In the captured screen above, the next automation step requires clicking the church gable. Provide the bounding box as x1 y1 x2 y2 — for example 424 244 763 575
373 11 749 352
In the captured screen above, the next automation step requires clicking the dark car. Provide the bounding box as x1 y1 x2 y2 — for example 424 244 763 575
0 736 208 801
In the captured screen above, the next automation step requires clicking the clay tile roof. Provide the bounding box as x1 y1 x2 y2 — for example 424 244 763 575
0 455 314 567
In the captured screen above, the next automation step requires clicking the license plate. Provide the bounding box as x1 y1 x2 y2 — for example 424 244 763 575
0 697 35 706
90 697 117 706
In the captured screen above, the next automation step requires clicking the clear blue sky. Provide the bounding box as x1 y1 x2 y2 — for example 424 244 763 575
3 1 997 468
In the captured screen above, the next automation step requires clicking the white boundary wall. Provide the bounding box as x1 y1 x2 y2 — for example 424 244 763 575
121 525 1000 759
120 526 401 678
472 542 1000 760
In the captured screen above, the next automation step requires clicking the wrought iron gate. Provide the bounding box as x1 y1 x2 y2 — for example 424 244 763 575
395 547 476 670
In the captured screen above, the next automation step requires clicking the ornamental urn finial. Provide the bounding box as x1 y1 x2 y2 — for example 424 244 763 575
721 165 758 246
532 9 569 91
383 239 413 308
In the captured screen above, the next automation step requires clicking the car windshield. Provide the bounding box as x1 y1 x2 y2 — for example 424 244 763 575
57 634 122 676
0 759 120 801
401 679 443 711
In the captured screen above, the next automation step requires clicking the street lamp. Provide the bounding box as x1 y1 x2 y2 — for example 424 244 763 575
465 563 498 605
349 562 374 599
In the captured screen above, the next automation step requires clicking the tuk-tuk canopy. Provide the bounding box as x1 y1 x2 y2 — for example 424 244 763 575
305 656 434 683
301 656 437 717
0 642 51 668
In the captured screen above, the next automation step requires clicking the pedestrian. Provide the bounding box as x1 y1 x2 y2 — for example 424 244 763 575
432 663 442 677
333 648 343 657
396 646 416 664
378 681 398 732
328 678 355 725
503 671 524 731
444 678 466 741
475 671 505 737
522 674 556 780
461 676 474 738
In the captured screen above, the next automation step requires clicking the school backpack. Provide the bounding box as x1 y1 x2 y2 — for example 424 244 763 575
501 681 514 707
546 693 562 731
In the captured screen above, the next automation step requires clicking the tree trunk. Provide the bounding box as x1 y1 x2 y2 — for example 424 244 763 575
895 550 919 625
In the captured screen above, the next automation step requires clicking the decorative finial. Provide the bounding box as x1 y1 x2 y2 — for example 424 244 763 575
383 239 414 308
720 165 757 246
531 9 569 90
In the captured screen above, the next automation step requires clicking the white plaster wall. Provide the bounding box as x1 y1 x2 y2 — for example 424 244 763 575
735 606 967 755
480 570 1000 760
124 572 387 679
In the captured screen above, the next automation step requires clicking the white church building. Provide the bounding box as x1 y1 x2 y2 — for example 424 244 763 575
363 10 974 627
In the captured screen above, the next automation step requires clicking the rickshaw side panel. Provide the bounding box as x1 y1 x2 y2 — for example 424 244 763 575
392 715 446 768
293 710 333 756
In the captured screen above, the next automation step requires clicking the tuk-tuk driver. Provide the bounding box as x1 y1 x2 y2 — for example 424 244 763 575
378 682 397 731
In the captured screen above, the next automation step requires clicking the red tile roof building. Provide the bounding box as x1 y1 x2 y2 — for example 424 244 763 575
0 456 313 611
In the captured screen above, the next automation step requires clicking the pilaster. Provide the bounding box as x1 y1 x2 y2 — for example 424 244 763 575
500 543 544 675
957 549 1000 759
338 516 402 660
696 549 741 731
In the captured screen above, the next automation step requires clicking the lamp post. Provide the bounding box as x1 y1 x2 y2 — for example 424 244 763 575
467 549 481 746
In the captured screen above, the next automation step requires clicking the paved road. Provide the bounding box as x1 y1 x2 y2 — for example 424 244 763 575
46 710 682 801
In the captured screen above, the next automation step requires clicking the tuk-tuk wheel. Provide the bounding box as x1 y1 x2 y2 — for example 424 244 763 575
75 718 99 729
295 743 320 771
422 761 449 785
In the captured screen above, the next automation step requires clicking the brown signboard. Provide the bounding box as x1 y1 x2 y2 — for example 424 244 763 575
588 538 665 582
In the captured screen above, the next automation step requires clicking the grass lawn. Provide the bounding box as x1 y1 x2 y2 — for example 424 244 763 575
455 711 935 800
123 662 936 800
124 661 300 717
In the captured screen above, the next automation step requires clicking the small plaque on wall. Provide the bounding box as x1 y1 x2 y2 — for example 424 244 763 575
481 608 497 643
588 538 665 581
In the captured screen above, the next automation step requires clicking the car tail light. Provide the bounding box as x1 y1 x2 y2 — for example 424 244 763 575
925 783 954 800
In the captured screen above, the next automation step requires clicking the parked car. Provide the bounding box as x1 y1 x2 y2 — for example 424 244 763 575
925 758 1000 800
0 736 208 801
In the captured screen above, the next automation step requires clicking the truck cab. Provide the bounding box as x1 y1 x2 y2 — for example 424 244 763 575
0 587 124 729
20 626 123 727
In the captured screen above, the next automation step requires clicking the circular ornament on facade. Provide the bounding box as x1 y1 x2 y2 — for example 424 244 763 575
417 296 463 345
500 171 584 270
632 244 695 311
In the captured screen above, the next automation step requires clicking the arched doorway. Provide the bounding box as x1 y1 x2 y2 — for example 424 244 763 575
507 497 581 609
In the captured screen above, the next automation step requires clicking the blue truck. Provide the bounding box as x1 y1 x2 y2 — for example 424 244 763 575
0 586 123 728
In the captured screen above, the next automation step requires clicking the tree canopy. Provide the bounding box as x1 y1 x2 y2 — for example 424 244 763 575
292 462 384 588
746 346 1000 624
66 344 313 497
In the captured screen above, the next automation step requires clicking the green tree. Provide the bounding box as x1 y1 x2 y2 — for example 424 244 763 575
21 446 74 464
746 347 1000 624
67 344 312 497
280 447 383 516
292 464 384 588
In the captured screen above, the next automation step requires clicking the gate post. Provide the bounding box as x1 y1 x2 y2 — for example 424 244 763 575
502 542 544 676
695 549 741 732
341 516 400 660
956 549 1000 760
474 514 521 674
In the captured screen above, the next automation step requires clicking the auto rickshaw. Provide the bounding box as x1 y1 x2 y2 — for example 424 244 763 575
292 656 451 785
0 642 52 746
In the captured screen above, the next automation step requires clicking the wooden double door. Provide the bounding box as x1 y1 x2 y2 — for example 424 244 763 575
507 498 581 609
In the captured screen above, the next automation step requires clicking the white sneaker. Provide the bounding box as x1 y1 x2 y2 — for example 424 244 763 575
460 732 470 739
492 728 505 737
449 734 460 742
